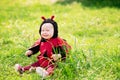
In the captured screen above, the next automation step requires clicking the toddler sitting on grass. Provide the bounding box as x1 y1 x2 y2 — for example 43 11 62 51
15 16 71 78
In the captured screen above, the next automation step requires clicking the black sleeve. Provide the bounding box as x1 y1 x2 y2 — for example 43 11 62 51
28 45 40 54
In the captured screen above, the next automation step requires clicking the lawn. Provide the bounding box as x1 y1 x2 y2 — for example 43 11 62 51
0 0 120 80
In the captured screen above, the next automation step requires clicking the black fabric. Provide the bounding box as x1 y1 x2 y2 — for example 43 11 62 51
41 38 47 42
28 45 40 55
43 51 48 58
28 39 42 56
39 19 58 38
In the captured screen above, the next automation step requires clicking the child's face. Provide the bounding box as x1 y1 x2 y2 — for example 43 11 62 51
41 23 54 40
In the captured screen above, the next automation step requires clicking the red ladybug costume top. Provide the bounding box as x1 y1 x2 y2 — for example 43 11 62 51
28 37 71 61
27 37 71 69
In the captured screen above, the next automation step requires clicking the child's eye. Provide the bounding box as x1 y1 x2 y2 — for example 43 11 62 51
41 30 44 32
46 30 49 31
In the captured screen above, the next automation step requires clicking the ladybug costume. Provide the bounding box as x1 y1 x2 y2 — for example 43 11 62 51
22 16 71 75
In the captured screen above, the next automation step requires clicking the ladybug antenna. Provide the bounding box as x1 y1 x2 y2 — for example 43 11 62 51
51 15 55 20
41 16 46 21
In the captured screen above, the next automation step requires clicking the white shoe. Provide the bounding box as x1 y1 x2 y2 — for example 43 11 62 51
14 64 23 74
36 67 49 78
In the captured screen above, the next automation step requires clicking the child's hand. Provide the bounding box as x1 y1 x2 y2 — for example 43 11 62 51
25 50 33 57
52 54 61 61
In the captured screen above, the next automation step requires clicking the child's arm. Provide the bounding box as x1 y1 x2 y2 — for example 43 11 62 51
25 39 40 57
52 45 67 61
52 39 71 61
25 44 39 57
28 44 40 54
52 54 61 61
25 50 33 57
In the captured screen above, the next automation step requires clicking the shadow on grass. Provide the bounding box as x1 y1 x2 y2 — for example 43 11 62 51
56 0 120 8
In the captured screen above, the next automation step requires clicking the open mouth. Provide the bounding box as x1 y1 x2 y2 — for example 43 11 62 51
43 35 48 37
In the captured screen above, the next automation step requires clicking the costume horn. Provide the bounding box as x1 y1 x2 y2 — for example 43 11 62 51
51 15 55 20
41 16 46 20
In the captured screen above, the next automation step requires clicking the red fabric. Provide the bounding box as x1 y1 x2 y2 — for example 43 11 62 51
23 37 71 74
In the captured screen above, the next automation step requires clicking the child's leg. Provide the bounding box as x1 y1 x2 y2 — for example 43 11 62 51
23 61 40 71
46 64 55 75
36 64 55 78
15 61 41 74
23 58 52 71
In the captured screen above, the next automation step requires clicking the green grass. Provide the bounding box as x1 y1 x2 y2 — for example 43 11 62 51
0 0 120 80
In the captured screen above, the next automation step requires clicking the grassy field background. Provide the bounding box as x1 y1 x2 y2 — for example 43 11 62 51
0 0 120 80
